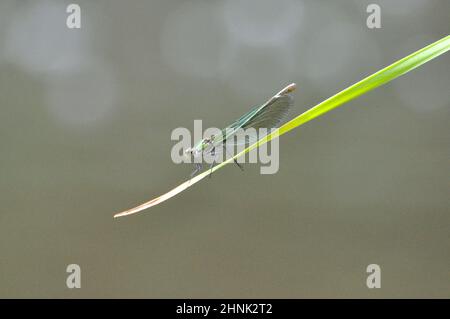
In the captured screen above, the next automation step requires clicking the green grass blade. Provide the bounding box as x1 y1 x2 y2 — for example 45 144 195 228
211 35 450 173
281 34 450 135
114 35 450 218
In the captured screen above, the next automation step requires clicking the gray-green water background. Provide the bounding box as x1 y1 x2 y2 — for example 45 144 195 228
0 0 449 297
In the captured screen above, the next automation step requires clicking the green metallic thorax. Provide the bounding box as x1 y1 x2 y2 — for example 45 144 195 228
192 102 265 154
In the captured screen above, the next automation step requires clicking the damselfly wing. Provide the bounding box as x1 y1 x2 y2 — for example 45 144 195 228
186 83 296 176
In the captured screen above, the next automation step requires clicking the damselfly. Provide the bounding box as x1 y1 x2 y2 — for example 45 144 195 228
185 83 296 177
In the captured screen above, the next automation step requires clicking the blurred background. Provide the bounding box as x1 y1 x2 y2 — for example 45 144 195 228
0 0 449 298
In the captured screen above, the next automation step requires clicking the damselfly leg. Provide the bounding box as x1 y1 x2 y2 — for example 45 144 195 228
190 163 202 179
208 147 215 178
224 145 244 172
207 145 244 178
233 157 244 171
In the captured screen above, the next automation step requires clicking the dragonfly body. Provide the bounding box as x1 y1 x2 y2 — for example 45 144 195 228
185 83 296 176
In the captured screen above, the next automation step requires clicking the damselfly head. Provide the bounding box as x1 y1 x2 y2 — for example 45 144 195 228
184 146 200 158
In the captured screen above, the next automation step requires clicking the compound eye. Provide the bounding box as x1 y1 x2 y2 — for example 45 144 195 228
205 135 215 145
